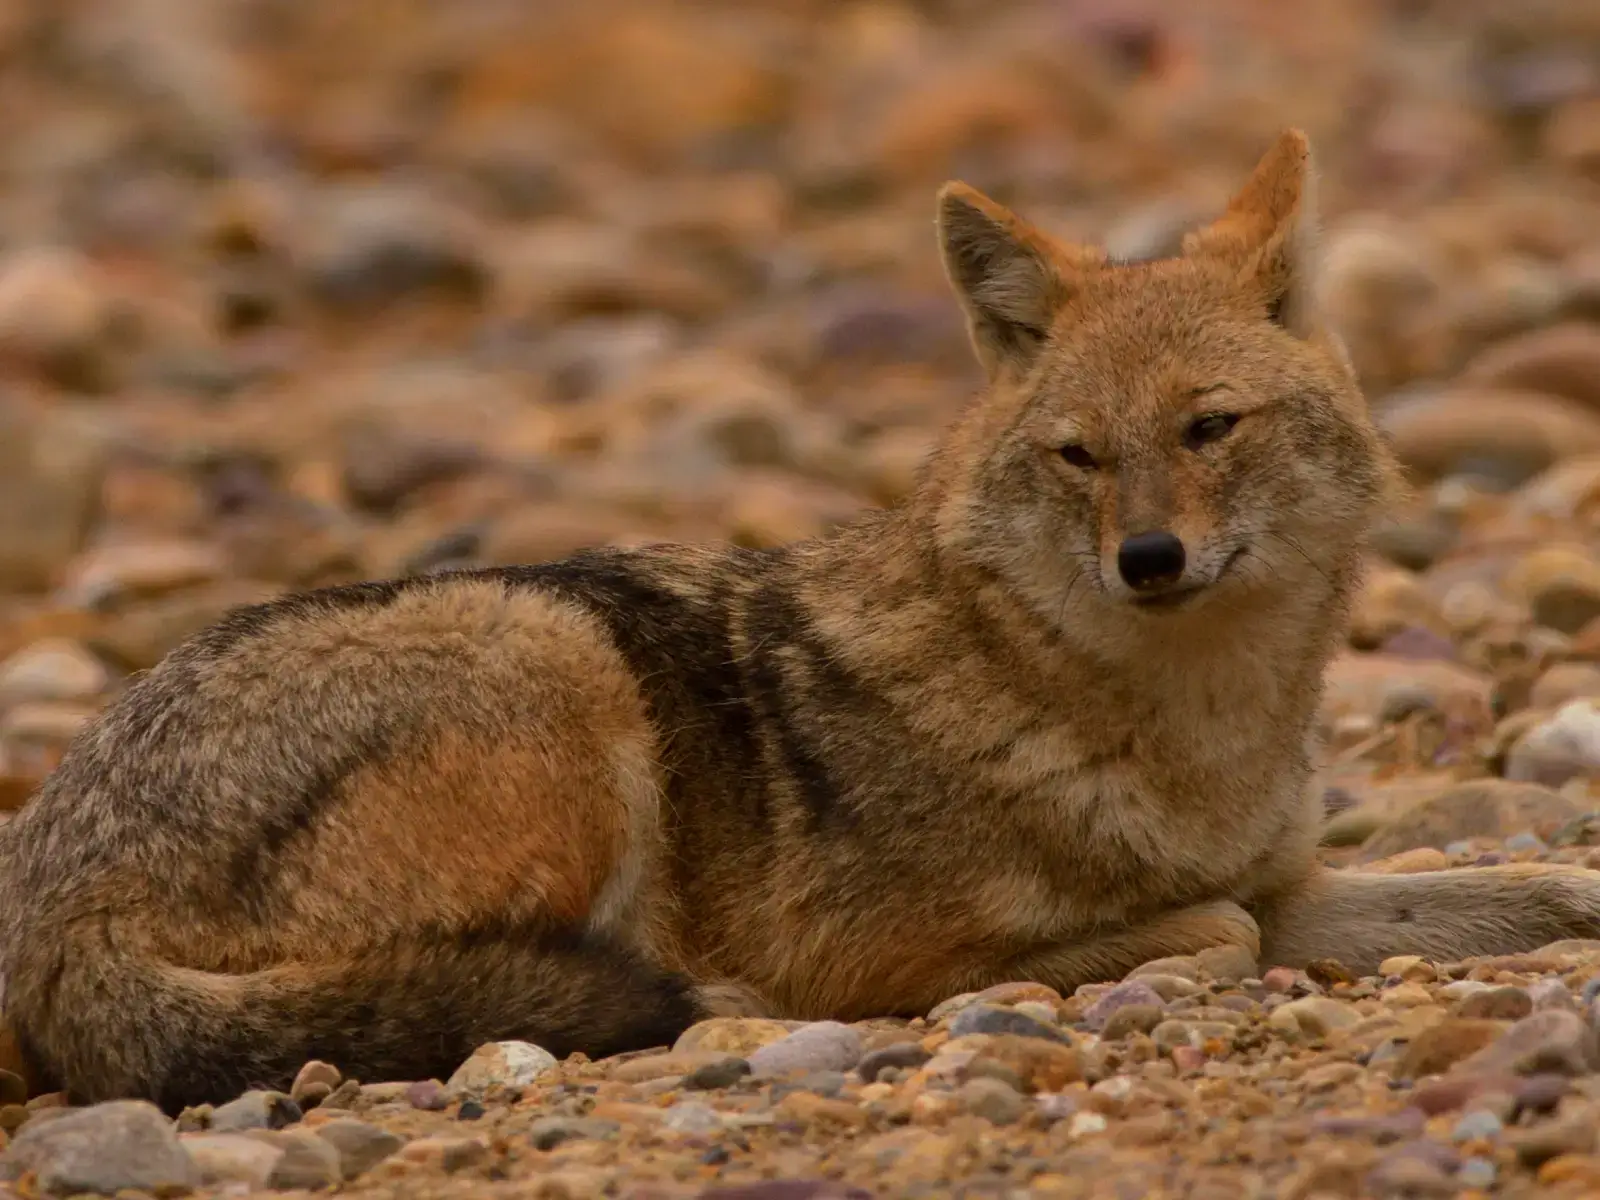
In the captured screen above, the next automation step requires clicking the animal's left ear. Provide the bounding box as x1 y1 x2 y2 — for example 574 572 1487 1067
1184 128 1322 339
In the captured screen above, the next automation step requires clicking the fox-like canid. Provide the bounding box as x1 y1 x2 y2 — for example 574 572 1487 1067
4 130 1600 1113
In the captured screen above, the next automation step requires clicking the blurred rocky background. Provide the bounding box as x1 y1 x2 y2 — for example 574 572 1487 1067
3 0 1600 857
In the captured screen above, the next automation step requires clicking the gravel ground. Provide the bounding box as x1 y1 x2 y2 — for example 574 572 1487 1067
16 917 1600 1198
6 0 1600 1195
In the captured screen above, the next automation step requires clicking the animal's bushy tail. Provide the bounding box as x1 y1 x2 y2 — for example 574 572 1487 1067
8 920 703 1114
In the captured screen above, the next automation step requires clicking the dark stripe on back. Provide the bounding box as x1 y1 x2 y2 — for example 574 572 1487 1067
165 552 780 906
500 551 774 836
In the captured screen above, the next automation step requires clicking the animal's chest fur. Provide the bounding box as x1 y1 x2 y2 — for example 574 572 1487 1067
713 694 1305 977
956 711 1302 925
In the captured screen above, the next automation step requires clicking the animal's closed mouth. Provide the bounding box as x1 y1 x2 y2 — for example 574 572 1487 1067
1130 545 1249 610
1133 585 1204 609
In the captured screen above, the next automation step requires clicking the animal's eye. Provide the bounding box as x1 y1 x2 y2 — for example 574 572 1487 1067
1185 413 1239 451
1058 444 1097 469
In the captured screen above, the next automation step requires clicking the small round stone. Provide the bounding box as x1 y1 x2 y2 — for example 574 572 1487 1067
684 1057 753 1090
1451 1110 1503 1142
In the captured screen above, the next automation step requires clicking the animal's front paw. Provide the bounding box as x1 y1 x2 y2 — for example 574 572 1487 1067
1184 899 1262 957
1522 865 1600 942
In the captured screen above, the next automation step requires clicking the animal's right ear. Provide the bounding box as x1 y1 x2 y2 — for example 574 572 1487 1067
937 183 1067 380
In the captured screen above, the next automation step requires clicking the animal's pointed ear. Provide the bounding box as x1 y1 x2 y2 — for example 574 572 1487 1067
1184 128 1323 339
937 182 1069 378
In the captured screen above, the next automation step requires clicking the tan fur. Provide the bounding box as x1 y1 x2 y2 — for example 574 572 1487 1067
3 130 1599 1111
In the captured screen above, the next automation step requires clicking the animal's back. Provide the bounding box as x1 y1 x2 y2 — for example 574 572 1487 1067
0 548 784 1111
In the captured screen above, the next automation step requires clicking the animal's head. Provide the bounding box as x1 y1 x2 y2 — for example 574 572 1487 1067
923 129 1400 647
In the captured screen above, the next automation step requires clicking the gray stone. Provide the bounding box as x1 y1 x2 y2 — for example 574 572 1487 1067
947 1005 1068 1044
526 1116 621 1151
180 1133 283 1188
1457 1156 1497 1189
0 1099 200 1196
748 1022 863 1078
208 1089 301 1132
265 1132 343 1190
661 1101 725 1134
314 1118 403 1179
857 1043 930 1082
958 1077 1025 1125
1463 1008 1599 1077
1450 1110 1503 1142
1081 980 1167 1031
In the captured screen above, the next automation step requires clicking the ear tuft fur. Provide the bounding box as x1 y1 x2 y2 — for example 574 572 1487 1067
936 183 1066 377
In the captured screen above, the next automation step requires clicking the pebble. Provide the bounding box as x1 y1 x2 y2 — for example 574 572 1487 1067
1513 1073 1570 1116
1461 322 1600 410
1397 1019 1505 1079
1260 966 1299 994
289 1060 342 1108
1378 954 1432 980
748 1022 863 1078
265 1131 344 1190
1151 1019 1238 1051
857 1043 931 1082
1463 1008 1600 1077
973 1034 1083 1092
1368 1140 1462 1197
675 1018 796 1056
1067 1111 1109 1139
405 1079 450 1111
208 1089 302 1132
0 407 107 593
1100 1003 1166 1040
1506 700 1600 786
0 1100 200 1197
304 183 486 313
1529 977 1577 1011
1125 973 1198 1001
1270 996 1361 1040
1412 1074 1511 1116
314 1118 403 1179
957 1077 1025 1125
1451 1109 1503 1142
1456 984 1533 1020
446 1040 558 1096
947 1005 1068 1043
0 246 121 391
1511 1113 1597 1166
1359 779 1585 861
526 1116 621 1150
181 1132 284 1188
0 641 107 706
1081 980 1167 1030
1457 1155 1497 1189
394 1135 487 1174
684 1056 753 1090
1195 943 1258 983
661 1101 725 1135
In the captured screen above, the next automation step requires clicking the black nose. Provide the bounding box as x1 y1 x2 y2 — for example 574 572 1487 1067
1117 531 1186 591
